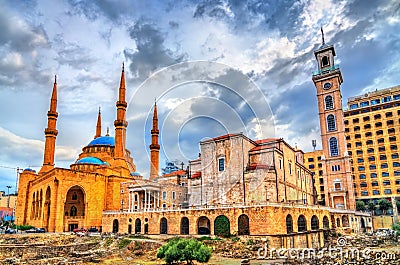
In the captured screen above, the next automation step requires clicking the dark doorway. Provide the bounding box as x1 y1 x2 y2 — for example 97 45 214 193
197 216 210 235
112 219 119 233
160 218 168 234
135 218 141 234
238 214 250 235
181 217 189 235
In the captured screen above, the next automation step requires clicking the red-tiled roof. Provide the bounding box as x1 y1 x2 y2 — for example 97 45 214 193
249 145 274 152
211 133 239 141
255 138 280 144
163 169 187 177
190 171 202 179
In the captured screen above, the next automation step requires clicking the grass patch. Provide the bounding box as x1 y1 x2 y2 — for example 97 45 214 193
118 238 132 249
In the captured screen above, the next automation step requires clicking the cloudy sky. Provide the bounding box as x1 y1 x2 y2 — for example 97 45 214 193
0 0 399 192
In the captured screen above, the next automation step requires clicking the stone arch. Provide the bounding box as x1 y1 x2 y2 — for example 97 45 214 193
342 215 349 227
64 185 86 232
311 215 319 230
197 216 211 235
39 189 43 219
181 217 189 235
214 215 230 237
112 219 119 233
286 214 293 234
323 216 329 229
160 217 168 234
238 214 250 235
297 215 307 232
135 218 141 234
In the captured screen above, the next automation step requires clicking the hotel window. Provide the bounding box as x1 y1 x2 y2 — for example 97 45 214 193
394 162 400 167
359 174 366 179
382 172 390 177
360 102 370 107
378 138 384 143
368 156 375 161
355 134 361 139
386 111 393 117
364 124 371 129
380 155 387 160
391 145 398 151
376 130 383 135
327 114 336 131
365 132 372 137
371 173 377 178
360 182 367 188
218 157 225 171
350 103 358 110
387 120 394 126
367 148 374 153
346 135 351 140
356 150 363 155
389 136 396 142
325 95 334 110
353 118 359 123
374 114 381 119
356 142 362 147
375 122 382 127
309 164 315 169
381 163 388 169
344 120 349 125
379 146 386 152
358 166 365 171
396 180 400 185
396 171 400 176
392 153 399 159
384 189 392 194
347 143 351 148
388 128 395 134
357 158 364 163
373 190 380 195
308 158 314 162
329 137 339 156
372 181 379 187
366 140 373 145
394 94 400 100
361 191 368 196
371 99 380 105
370 165 376 170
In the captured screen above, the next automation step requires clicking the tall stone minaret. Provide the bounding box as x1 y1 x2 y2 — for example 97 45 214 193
95 107 101 139
40 76 58 174
114 63 128 159
149 101 160 180
312 28 355 210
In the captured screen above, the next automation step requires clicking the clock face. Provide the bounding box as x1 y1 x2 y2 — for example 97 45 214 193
323 82 332 89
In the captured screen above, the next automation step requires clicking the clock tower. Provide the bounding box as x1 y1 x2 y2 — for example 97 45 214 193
312 29 356 210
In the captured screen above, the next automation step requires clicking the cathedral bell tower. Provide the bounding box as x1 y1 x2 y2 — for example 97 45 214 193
312 28 355 210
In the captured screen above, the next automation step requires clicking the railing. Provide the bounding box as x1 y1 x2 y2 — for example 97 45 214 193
329 188 347 193
313 64 340 76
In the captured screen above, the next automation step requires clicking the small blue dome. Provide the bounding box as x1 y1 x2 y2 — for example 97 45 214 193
87 136 115 147
130 172 141 176
24 168 36 172
76 157 106 165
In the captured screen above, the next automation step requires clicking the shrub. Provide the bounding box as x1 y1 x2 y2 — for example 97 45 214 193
356 201 366 211
117 238 131 249
16 225 34 231
157 237 212 265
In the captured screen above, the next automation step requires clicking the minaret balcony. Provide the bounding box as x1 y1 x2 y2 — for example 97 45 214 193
44 128 58 136
116 101 127 108
114 120 128 127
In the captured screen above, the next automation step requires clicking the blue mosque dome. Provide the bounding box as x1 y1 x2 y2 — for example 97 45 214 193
24 168 36 172
87 136 115 147
130 172 141 177
76 156 106 165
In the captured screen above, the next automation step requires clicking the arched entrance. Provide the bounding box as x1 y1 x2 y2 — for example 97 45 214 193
160 218 168 234
135 218 141 234
311 215 319 230
112 219 119 233
43 186 51 231
144 223 149 234
64 186 86 232
361 218 366 232
128 224 132 234
197 216 210 235
286 215 293 234
238 214 250 235
214 215 230 237
181 217 189 235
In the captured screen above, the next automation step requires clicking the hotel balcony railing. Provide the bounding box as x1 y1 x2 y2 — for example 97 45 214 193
313 64 340 76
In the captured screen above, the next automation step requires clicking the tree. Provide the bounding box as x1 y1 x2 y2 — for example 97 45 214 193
367 200 376 215
356 200 366 211
377 199 392 215
157 237 212 265
396 200 400 211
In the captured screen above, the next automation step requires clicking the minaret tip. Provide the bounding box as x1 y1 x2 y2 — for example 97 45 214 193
106 127 110 136
54 75 57 84
98 106 101 114
122 62 124 71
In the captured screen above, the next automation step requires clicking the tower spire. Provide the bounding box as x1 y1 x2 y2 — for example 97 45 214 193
149 100 160 180
40 75 59 174
321 26 325 46
114 63 128 159
95 106 102 139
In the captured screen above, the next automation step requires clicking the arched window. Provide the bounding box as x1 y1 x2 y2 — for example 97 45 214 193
238 214 250 235
286 215 293 234
160 218 168 234
311 215 319 230
329 137 339 156
325 95 334 110
322 56 329 67
323 216 329 229
297 215 307 232
70 206 77 216
72 192 77 200
327 114 336 131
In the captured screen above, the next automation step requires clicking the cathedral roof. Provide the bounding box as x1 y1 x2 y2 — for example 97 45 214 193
76 156 107 165
87 136 115 147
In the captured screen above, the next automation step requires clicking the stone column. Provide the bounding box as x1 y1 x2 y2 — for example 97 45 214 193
144 189 147 211
391 196 398 223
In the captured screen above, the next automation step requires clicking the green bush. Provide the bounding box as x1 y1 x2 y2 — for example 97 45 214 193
157 237 212 265
117 238 131 249
356 200 366 211
392 222 400 236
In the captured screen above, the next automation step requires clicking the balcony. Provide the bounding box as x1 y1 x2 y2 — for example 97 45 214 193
313 64 340 76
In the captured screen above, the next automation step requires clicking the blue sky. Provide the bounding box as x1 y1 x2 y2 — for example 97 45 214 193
0 0 399 192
